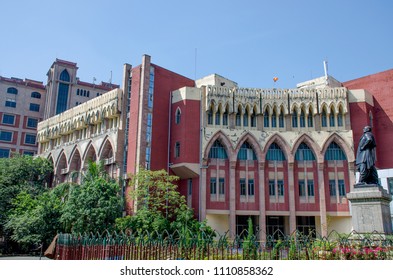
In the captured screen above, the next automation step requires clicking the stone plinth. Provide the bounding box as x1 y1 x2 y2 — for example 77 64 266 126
347 184 392 234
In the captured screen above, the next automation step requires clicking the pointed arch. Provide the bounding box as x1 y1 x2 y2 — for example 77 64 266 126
55 151 68 176
203 131 233 162
278 105 285 128
321 133 354 162
262 133 291 162
321 104 328 127
234 133 262 162
300 105 306 128
337 104 344 127
292 105 298 128
59 69 70 82
83 141 97 164
292 134 322 162
264 106 270 127
329 105 336 127
99 136 115 161
175 107 181 124
69 147 82 175
243 104 251 127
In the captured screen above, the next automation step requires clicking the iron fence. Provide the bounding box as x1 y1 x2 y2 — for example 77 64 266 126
54 230 393 260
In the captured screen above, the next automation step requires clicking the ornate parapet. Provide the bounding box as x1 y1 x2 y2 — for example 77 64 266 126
37 88 122 143
204 85 349 115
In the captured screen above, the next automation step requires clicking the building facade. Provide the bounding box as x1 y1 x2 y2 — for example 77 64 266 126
170 76 357 239
0 76 46 157
0 59 118 158
35 55 393 238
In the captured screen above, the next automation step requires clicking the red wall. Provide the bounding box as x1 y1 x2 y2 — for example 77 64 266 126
126 66 142 175
344 69 393 169
170 99 200 165
150 65 195 171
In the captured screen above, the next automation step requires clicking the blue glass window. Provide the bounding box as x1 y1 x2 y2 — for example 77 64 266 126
292 109 298 127
266 143 286 161
272 110 277 128
243 109 249 127
307 180 315 196
325 142 346 161
299 180 306 196
27 118 38 128
279 110 284 128
269 180 275 195
175 142 180 158
56 82 69 114
329 108 335 127
277 180 284 196
321 108 327 127
329 180 336 196
5 100 16 108
248 179 255 196
216 109 221 125
2 114 15 125
308 109 313 127
0 148 10 158
0 131 13 142
210 178 217 194
264 108 269 127
237 142 257 160
31 92 41 99
219 178 225 195
30 103 40 112
25 134 36 145
175 108 181 124
59 69 70 82
209 140 228 159
240 178 246 196
338 180 346 196
300 109 305 127
295 143 315 161
7 87 18 94
208 107 213 125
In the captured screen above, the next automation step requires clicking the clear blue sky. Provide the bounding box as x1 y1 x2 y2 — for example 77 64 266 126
1 0 392 88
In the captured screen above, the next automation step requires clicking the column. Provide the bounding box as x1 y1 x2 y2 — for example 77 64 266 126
318 162 328 237
229 160 236 239
258 162 267 242
288 162 296 233
200 167 207 221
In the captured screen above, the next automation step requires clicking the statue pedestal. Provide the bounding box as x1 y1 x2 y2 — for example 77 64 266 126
347 184 392 234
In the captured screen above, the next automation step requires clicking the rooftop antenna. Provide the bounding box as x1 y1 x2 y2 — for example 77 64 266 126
323 60 329 86
109 71 112 84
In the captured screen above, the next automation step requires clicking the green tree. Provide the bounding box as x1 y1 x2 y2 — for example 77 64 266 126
4 190 63 250
0 154 53 248
60 161 123 233
243 217 258 259
116 168 214 237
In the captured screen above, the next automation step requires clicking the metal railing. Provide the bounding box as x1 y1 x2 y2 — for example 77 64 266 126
54 230 393 260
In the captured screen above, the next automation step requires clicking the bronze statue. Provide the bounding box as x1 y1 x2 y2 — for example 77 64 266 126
355 126 379 185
